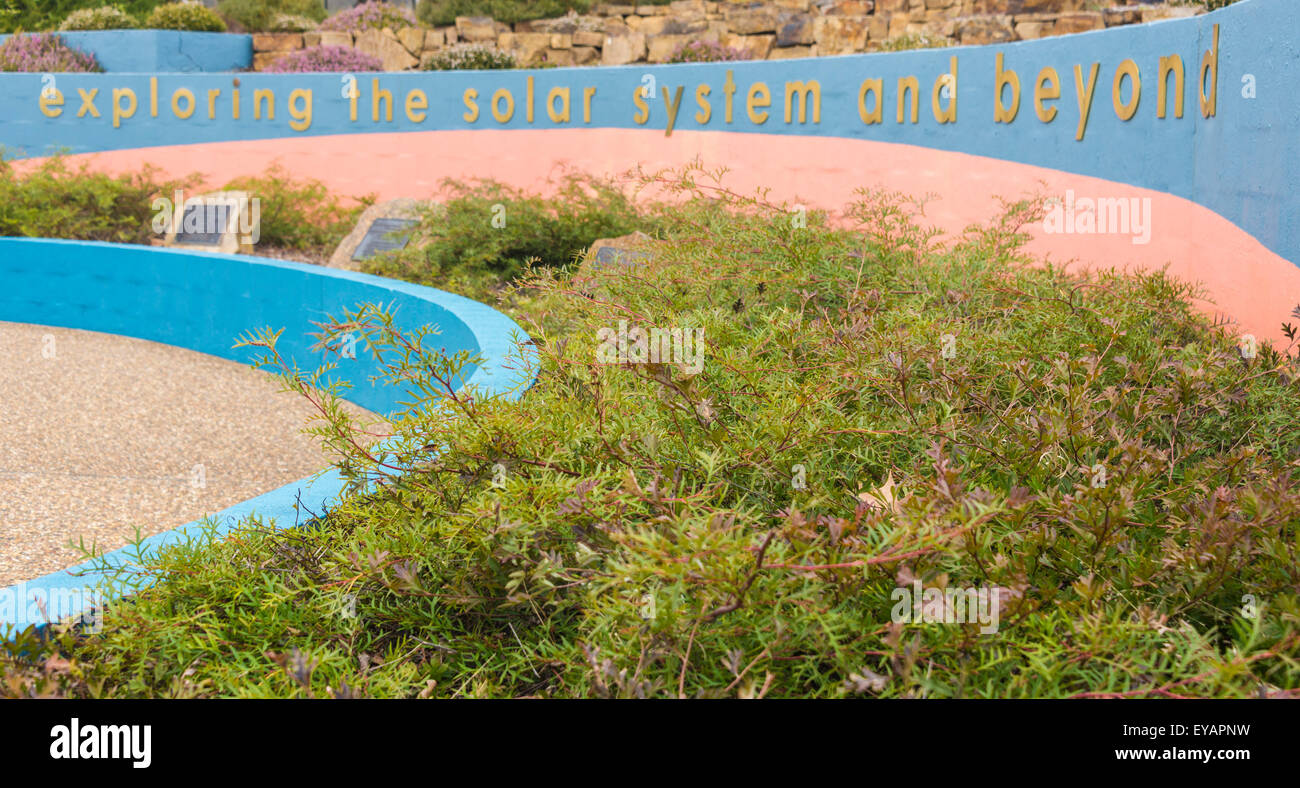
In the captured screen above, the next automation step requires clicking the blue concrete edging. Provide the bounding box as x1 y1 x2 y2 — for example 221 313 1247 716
0 238 534 633
0 30 251 72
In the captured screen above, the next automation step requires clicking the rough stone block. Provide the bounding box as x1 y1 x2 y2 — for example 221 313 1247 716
601 31 647 64
647 32 696 62
1141 6 1199 23
725 6 780 34
456 15 499 42
813 15 869 53
1103 8 1141 27
767 44 814 59
397 26 424 54
827 0 874 14
498 32 553 64
1053 11 1104 34
318 30 352 47
1014 20 1052 39
354 28 419 70
776 13 815 46
252 33 302 52
545 48 575 65
869 13 891 40
717 32 769 58
252 52 283 71
957 16 1015 45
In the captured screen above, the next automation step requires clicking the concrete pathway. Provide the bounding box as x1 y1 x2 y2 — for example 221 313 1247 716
0 321 365 587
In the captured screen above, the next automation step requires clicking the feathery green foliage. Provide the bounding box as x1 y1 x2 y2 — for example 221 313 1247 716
364 173 649 300
0 155 190 242
4 166 1298 698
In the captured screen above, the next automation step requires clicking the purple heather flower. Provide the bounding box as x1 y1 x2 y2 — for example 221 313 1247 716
0 33 100 73
263 44 384 73
668 40 750 64
319 1 416 33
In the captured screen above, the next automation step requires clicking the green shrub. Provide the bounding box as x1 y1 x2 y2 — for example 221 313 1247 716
320 0 416 32
0 155 191 243
267 13 317 32
221 164 366 255
216 0 324 33
421 42 517 71
364 173 645 298
58 5 137 30
144 1 227 31
0 0 162 33
7 169 1299 699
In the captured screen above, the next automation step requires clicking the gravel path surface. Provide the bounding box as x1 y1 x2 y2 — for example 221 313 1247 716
0 321 371 587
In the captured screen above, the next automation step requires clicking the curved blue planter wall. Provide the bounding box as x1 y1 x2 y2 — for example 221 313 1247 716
0 30 252 73
0 238 532 633
0 1 1295 264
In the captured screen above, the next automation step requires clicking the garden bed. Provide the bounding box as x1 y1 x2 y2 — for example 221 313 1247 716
0 30 250 72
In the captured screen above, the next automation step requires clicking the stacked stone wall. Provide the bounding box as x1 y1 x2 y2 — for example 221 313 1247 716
251 1 1208 70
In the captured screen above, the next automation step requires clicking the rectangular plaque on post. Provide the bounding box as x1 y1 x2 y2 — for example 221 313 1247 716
352 218 419 262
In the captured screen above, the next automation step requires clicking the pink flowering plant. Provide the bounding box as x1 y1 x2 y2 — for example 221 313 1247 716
0 33 100 72
320 1 416 33
667 39 751 64
265 44 383 72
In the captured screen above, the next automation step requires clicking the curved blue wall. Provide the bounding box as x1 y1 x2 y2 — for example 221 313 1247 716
0 30 252 73
0 238 532 633
0 0 1295 265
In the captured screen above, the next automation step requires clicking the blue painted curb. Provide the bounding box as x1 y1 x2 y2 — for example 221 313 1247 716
0 238 535 634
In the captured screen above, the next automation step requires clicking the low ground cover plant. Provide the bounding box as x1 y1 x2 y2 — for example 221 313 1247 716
421 42 518 71
415 0 669 26
144 1 225 32
221 164 367 257
4 166 1297 698
267 13 318 33
217 0 324 33
0 31 100 71
320 0 415 33
365 173 648 299
0 155 190 241
667 40 751 64
419 0 580 26
58 5 136 30
0 155 355 257
0 0 160 33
